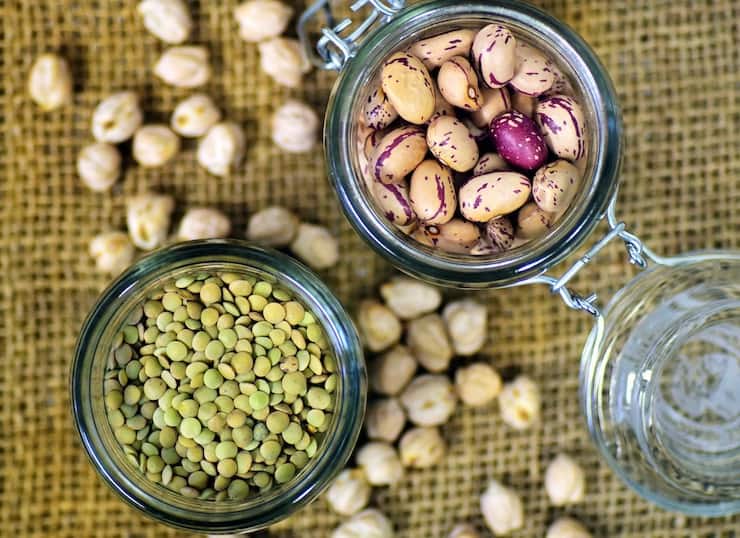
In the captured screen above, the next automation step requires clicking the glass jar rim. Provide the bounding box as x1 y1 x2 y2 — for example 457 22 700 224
324 0 622 288
580 249 740 516
70 240 366 532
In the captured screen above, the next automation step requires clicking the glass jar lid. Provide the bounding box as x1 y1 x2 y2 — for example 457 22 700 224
581 251 740 516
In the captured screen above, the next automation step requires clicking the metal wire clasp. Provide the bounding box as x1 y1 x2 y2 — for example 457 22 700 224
297 0 406 71
524 197 659 317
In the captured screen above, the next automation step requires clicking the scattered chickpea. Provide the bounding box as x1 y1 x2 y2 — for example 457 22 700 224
137 0 192 44
499 375 541 430
91 91 143 144
154 46 211 88
448 523 481 538
28 53 73 111
246 206 300 247
399 426 445 468
400 374 457 427
545 453 586 506
326 468 372 516
89 231 136 275
170 94 221 138
177 208 231 240
368 345 417 396
197 122 246 176
442 299 488 356
272 100 320 153
546 517 592 538
258 38 311 88
480 480 524 536
77 142 121 192
365 398 406 443
126 193 175 250
379 277 442 320
234 0 293 43
356 301 402 353
356 442 404 486
455 363 502 408
331 508 394 538
406 314 454 372
132 125 180 168
289 223 340 270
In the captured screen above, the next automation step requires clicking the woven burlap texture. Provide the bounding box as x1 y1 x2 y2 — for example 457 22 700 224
0 0 737 536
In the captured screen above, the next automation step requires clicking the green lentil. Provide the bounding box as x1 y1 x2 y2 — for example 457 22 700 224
282 372 307 395
104 271 335 502
205 340 225 361
203 368 223 389
200 283 221 305
228 479 250 500
180 417 202 439
306 409 326 428
249 391 269 411
274 463 296 484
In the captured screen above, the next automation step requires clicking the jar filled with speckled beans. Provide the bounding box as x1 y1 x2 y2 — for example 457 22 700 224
301 0 620 288
71 241 366 533
300 0 740 518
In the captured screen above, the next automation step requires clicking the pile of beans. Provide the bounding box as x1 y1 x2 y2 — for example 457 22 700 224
103 270 336 501
357 23 588 255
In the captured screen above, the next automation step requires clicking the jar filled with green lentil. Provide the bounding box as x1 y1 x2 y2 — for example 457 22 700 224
72 241 366 533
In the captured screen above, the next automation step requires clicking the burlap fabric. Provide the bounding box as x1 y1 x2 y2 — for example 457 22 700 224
1 0 737 536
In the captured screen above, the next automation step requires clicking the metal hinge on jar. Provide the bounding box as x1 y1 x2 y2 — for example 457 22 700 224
298 0 406 71
524 196 669 317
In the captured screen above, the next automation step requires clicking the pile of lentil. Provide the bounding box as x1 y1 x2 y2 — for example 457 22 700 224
103 270 337 501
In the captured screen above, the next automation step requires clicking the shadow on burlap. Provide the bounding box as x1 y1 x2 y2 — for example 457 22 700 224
0 0 737 536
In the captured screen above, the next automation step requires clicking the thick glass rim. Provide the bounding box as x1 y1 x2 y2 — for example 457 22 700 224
70 240 366 532
580 250 740 516
325 0 622 288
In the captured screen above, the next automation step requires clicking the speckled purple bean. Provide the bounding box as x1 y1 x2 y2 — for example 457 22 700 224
416 218 480 254
470 87 510 128
516 201 555 239
509 42 554 97
370 125 428 184
381 52 435 124
542 63 574 97
356 123 375 190
511 91 537 118
363 86 399 130
363 128 387 160
462 118 488 144
428 81 456 123
372 180 417 226
470 236 499 255
437 56 482 111
532 159 580 213
409 29 476 70
472 24 517 89
426 116 479 172
486 216 515 250
473 152 509 176
490 110 548 171
535 94 587 162
458 171 531 222
409 159 456 225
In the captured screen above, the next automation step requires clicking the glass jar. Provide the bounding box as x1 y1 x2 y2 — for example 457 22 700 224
308 0 621 288
581 252 740 516
70 240 366 533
